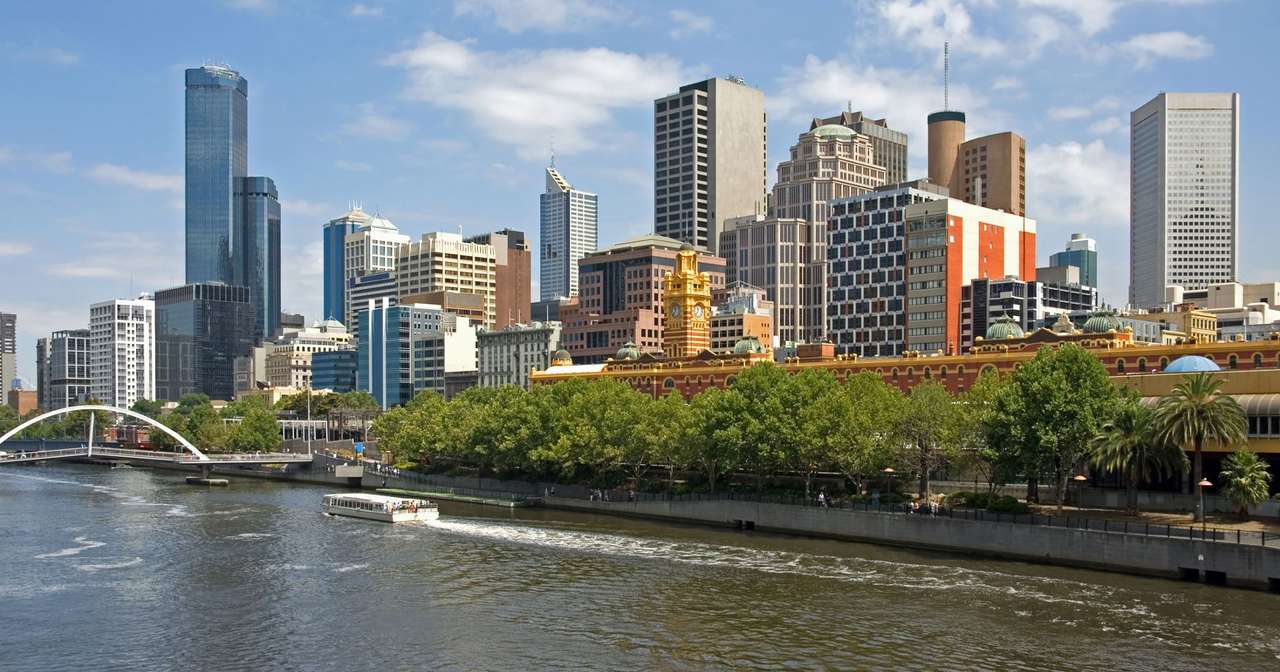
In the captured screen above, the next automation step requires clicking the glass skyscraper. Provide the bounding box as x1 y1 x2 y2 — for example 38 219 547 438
322 208 371 322
236 177 282 341
154 283 255 402
539 166 597 301
185 65 248 285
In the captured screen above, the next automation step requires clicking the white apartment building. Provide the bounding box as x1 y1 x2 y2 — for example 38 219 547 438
477 322 562 389
1130 92 1240 309
265 319 352 390
395 232 497 328
1171 281 1280 341
540 166 598 301
411 314 479 398
89 296 155 408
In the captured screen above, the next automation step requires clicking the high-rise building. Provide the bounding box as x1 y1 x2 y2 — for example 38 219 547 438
356 298 477 409
467 229 531 328
323 206 373 321
477 322 562 389
37 329 91 411
395 232 497 328
810 111 908 184
346 271 398 338
265 319 352 390
411 319 478 400
234 176 281 341
903 199 1037 355
654 76 767 254
710 284 773 354
1129 92 1240 309
89 297 156 408
826 180 951 357
185 65 247 285
539 167 597 301
0 312 14 392
1048 233 1099 289
771 123 888 223
311 349 357 393
927 110 1026 216
960 277 1098 351
154 283 256 402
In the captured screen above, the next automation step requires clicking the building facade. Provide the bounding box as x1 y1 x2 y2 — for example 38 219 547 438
960 277 1099 351
560 235 726 364
539 166 598 301
89 297 156 409
37 329 91 411
771 123 887 224
346 271 398 339
411 318 478 399
654 76 767 254
466 229 531 328
477 322 562 389
311 349 357 393
826 180 951 357
154 282 255 402
927 109 1026 216
356 299 477 409
1175 281 1280 341
0 312 13 393
1130 92 1240 309
810 111 908 184
1048 233 1098 289
395 232 497 329
323 206 373 322
661 246 714 358
234 176 281 341
265 319 352 390
710 284 773 354
185 65 247 285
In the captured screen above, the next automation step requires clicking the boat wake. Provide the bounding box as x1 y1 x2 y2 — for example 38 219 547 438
34 536 106 559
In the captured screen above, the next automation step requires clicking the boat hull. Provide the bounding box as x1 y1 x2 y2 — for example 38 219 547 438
322 502 439 523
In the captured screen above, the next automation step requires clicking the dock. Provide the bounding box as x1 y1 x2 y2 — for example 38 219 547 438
376 487 536 509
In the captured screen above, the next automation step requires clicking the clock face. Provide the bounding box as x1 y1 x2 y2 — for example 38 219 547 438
693 304 705 319
669 304 681 318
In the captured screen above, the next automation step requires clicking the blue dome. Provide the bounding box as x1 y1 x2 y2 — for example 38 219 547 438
1164 355 1220 373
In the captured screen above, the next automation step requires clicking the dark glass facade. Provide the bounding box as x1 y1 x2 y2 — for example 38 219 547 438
312 350 357 393
323 219 360 322
185 66 247 285
155 283 255 402
235 176 281 341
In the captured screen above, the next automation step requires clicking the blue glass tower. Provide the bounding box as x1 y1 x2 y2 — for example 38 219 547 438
185 65 247 285
236 177 281 341
323 208 372 322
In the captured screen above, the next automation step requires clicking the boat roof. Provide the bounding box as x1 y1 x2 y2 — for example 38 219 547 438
325 492 421 503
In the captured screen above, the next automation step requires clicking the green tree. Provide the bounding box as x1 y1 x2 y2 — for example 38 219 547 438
724 363 791 492
1218 449 1272 519
898 381 957 499
130 399 165 419
687 386 740 493
1154 372 1246 502
956 371 1019 496
227 406 282 453
833 373 903 494
0 404 19 436
1089 396 1186 513
371 391 449 466
536 379 644 482
793 369 848 498
642 392 696 491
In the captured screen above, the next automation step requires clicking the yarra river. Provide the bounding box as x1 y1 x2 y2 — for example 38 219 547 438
2 464 1278 671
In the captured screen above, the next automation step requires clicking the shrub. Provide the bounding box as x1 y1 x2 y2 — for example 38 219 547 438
986 495 1029 514
878 492 910 505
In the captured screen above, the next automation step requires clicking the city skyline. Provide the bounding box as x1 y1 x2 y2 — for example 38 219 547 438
3 1 1279 381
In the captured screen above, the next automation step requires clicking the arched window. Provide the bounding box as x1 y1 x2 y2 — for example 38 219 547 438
940 365 949 379
1137 358 1147 372
923 367 932 380
1116 359 1126 374
1229 355 1238 370
906 367 915 379
663 378 675 389
980 364 996 376
891 367 899 379
725 375 737 386
1254 353 1264 369
1160 357 1170 370
958 365 966 377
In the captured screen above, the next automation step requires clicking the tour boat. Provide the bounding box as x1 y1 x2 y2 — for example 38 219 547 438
322 493 439 523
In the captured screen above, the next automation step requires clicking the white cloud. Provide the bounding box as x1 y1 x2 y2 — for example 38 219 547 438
1027 140 1127 227
18 47 79 65
991 76 1023 91
225 0 274 12
669 9 713 39
341 102 412 140
0 242 33 256
48 263 130 279
385 32 693 159
1118 31 1213 67
282 199 334 219
348 3 383 17
335 159 372 172
873 0 1004 58
88 164 182 192
1088 115 1126 135
1047 96 1121 121
33 151 73 174
1017 0 1120 36
453 0 624 33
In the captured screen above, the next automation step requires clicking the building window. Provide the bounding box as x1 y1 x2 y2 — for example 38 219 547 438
662 378 675 390
979 364 995 376
1160 357 1170 370
1228 355 1238 370
940 366 948 379
1116 359 1126 374
1137 358 1147 372
1253 353 1263 369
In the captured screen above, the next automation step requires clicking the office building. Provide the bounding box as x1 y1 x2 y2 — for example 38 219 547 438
477 322 562 389
311 349 357 393
0 312 13 392
399 290 486 325
395 232 497 328
654 76 767 254
356 299 477 409
466 229 531 328
771 123 888 223
902 199 1037 355
323 206 375 321
960 277 1099 350
1169 281 1280 341
826 180 951 357
1122 305 1218 344
185 64 247 285
927 110 1026 216
412 318 478 400
346 271 398 338
234 176 281 341
560 235 725 364
810 111 908 184
154 283 256 402
1130 92 1240 309
37 329 91 411
710 284 773 354
540 166 598 301
265 319 352 390
233 344 269 395
1048 233 1098 289
7 389 37 416
89 297 156 409
343 210 408 300
531 297 572 323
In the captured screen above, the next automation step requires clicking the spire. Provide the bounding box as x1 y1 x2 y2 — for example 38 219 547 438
943 41 950 111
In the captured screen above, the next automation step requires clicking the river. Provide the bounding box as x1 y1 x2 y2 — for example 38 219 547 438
1 463 1278 671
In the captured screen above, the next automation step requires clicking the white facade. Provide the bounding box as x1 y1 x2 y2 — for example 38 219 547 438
265 320 352 390
89 297 156 408
395 232 497 328
539 166 598 301
1172 281 1280 341
344 215 409 283
477 322 562 389
412 314 479 398
1130 92 1240 309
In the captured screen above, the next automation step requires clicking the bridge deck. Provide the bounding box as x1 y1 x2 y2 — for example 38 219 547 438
0 446 313 465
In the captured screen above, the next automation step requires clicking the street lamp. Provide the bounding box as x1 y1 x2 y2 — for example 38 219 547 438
1072 473 1087 508
1197 478 1213 534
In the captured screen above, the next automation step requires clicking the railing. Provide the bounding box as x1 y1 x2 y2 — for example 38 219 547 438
0 447 89 462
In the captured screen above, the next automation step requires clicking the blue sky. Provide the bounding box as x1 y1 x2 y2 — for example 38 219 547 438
2 0 1276 383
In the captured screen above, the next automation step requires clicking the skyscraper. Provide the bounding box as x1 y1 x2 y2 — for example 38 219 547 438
185 65 247 285
539 166 597 302
89 297 155 408
928 109 1026 217
154 283 255 402
810 111 909 184
323 206 373 322
235 176 281 341
1049 233 1099 289
0 312 14 391
467 229 532 328
1129 92 1240 309
37 329 91 411
654 76 767 254
395 232 498 329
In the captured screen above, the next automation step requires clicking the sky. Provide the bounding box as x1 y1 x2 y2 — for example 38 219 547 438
2 0 1277 384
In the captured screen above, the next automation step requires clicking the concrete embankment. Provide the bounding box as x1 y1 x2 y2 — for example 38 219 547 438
546 497 1280 591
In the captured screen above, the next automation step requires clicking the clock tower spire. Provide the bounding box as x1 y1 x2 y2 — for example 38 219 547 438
662 245 712 358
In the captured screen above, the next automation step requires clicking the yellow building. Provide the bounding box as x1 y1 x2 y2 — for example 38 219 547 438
662 246 713 358
1124 305 1217 343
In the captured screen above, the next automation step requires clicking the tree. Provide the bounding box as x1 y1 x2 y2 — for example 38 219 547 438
687 387 740 493
991 344 1121 513
956 371 1019 496
832 373 903 494
642 392 696 491
1154 372 1246 503
536 379 645 482
724 363 791 492
898 381 956 499
0 405 19 436
1089 396 1186 513
793 369 849 498
1218 449 1272 519
130 399 165 419
226 406 282 453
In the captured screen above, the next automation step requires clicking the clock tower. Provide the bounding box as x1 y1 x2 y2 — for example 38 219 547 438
662 245 712 358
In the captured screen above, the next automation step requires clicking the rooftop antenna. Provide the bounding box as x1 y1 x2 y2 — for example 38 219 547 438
943 41 950 111
549 139 556 169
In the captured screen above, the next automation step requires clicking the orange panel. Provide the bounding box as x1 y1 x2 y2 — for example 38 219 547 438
946 214 964 355
1020 230 1037 281
979 222 1005 280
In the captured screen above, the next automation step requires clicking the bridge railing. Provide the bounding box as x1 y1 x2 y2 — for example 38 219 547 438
93 447 186 461
0 447 88 461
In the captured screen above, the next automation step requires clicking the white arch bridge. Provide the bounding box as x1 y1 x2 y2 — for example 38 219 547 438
0 405 314 471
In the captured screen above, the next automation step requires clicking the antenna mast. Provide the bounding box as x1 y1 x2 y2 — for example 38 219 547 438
943 41 950 111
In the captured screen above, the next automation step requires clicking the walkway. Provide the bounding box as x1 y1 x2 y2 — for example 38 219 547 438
0 446 313 466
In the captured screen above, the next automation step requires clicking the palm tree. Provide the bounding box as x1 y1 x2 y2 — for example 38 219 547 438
1153 373 1246 515
1090 399 1186 513
1219 449 1272 520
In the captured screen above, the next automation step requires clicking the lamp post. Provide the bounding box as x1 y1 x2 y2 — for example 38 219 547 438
881 467 895 507
1072 473 1087 508
1197 478 1213 535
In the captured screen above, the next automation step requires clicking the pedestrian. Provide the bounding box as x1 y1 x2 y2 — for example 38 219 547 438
818 491 826 508
550 487 556 497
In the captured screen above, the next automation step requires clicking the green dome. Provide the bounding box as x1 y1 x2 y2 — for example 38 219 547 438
984 314 1025 340
1082 311 1123 334
550 349 573 366
811 124 856 140
733 335 767 355
615 342 641 361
